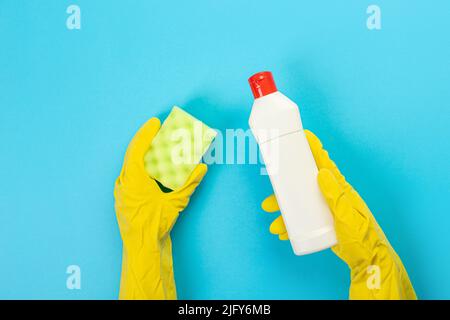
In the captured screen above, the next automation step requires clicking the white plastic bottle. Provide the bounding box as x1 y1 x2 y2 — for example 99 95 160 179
248 71 337 255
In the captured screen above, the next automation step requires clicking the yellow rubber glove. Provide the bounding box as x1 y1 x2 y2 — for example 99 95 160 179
114 117 207 300
262 130 417 300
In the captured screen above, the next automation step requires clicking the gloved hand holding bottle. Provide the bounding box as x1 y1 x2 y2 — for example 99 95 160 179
114 117 207 300
262 130 417 300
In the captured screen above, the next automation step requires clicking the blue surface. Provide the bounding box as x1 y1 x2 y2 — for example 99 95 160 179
0 1 449 299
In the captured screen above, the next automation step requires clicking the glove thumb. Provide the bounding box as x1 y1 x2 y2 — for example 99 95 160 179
120 117 161 182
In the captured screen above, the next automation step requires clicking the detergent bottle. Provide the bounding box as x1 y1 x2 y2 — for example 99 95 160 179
248 71 337 255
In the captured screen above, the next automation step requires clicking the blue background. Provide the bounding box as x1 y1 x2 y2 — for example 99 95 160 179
0 1 449 299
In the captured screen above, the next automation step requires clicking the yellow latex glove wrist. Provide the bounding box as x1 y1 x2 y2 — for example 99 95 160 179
114 118 207 300
262 130 417 300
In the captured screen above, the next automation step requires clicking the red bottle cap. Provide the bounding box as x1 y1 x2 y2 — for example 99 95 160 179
248 71 278 99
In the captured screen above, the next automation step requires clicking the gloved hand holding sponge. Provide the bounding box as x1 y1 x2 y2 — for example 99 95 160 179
114 73 416 300
114 108 216 299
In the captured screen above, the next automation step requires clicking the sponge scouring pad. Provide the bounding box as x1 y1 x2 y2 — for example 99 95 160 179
144 106 217 190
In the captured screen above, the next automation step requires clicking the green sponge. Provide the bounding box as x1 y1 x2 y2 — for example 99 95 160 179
144 106 216 190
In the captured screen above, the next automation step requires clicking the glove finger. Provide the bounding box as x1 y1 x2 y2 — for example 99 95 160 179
168 163 208 211
123 117 161 170
278 233 289 241
305 130 347 188
269 215 287 235
317 168 367 233
261 194 279 213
